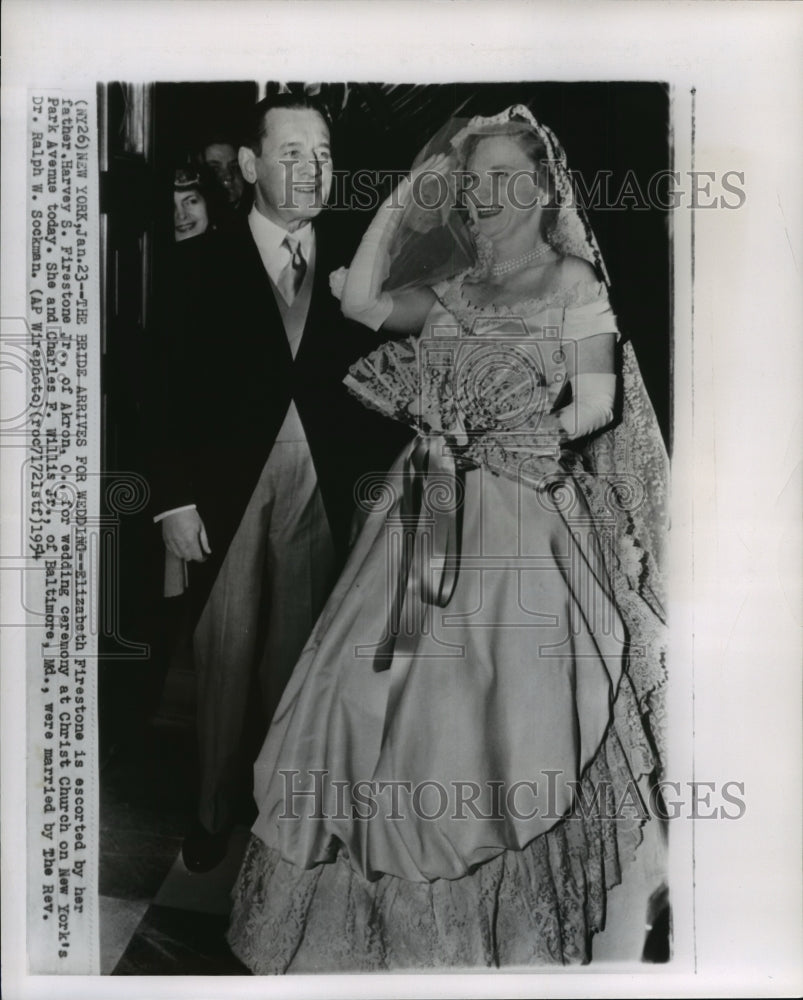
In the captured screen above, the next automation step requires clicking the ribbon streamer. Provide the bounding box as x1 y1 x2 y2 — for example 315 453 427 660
374 434 464 672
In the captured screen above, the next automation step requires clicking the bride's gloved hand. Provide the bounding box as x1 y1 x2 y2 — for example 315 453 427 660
395 151 453 207
339 154 452 332
534 409 571 446
556 373 616 440
329 266 348 300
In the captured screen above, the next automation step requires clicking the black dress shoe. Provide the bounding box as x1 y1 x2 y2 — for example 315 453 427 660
181 822 231 873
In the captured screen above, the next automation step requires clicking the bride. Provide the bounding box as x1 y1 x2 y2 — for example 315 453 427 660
227 104 669 970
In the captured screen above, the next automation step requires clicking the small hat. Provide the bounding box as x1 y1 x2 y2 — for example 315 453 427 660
174 165 202 191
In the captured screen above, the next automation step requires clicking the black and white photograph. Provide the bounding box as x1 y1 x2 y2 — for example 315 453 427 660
1 2 801 998
97 79 671 975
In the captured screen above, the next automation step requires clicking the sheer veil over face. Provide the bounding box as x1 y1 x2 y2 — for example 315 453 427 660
461 134 545 246
384 104 609 293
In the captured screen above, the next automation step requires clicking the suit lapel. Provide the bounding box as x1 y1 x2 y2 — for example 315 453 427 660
235 222 294 368
294 224 332 368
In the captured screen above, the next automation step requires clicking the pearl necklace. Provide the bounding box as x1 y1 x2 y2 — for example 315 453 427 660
489 242 552 277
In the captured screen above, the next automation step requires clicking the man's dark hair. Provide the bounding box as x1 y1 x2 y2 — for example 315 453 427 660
244 93 333 156
197 135 240 156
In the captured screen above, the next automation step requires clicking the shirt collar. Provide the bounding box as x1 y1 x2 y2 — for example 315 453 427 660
248 206 314 284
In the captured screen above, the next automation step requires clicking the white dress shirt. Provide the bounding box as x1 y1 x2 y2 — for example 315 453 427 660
248 206 315 306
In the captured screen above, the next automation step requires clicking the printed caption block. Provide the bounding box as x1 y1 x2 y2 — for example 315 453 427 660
25 90 100 974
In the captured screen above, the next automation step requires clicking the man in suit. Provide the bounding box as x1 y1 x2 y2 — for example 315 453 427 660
152 93 404 871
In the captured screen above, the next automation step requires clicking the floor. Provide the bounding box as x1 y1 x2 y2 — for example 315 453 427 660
99 627 253 977
99 713 252 975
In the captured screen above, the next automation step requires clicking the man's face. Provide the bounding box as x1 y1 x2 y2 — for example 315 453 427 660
202 142 245 206
238 108 332 230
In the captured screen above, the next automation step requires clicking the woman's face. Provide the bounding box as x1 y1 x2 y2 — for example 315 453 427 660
464 135 542 242
173 189 209 241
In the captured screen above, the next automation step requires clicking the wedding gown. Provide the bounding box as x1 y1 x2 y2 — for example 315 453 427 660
227 275 668 971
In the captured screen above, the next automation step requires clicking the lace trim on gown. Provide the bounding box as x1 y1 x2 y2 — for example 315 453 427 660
432 272 609 324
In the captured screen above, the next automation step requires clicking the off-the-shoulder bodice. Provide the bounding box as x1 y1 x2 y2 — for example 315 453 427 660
430 273 617 335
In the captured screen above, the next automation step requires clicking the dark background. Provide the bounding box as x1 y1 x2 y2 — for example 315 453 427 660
99 80 671 754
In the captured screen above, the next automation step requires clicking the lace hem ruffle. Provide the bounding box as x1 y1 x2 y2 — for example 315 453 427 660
227 674 657 973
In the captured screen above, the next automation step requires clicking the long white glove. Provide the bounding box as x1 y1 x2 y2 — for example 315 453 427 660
557 372 616 439
338 187 409 331
339 153 451 331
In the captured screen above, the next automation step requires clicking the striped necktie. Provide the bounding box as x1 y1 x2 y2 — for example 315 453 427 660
278 235 307 304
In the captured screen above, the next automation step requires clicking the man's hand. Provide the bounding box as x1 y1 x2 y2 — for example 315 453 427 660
161 508 211 562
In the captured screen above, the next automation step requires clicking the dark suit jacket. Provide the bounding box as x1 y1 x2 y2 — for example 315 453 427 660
149 216 410 620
